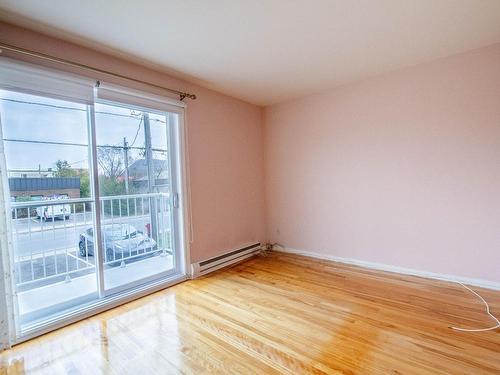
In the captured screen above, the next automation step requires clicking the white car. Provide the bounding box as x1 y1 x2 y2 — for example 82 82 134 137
36 195 71 221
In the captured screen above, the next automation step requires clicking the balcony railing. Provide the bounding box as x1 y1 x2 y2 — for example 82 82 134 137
10 193 171 292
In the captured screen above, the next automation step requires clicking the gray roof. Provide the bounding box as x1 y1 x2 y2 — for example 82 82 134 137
9 177 80 192
127 159 168 179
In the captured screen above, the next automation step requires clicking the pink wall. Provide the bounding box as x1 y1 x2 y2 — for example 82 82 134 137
2 21 499 284
264 43 500 284
0 22 266 263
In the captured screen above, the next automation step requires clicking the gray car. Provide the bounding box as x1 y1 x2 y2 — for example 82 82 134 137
79 223 157 264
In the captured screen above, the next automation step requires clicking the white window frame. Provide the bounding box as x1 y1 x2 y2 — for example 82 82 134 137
0 58 192 344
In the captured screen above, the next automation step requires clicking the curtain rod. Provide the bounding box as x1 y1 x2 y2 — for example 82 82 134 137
0 42 197 101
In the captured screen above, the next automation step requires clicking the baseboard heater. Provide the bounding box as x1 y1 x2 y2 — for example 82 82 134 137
190 243 261 278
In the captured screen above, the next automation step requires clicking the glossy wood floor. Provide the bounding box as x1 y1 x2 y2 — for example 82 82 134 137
1 252 499 374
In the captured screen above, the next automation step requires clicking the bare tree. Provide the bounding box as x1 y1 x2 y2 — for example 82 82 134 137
97 146 125 178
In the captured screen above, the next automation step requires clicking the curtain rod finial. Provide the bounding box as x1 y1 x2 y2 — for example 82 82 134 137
180 92 197 101
180 93 196 100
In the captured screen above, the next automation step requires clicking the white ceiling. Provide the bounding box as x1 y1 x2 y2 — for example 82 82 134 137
1 1 500 106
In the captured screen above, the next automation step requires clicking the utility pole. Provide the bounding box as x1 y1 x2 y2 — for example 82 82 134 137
123 137 129 194
144 114 154 193
143 113 158 240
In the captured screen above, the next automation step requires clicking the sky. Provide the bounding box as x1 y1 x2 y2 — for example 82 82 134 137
0 90 172 173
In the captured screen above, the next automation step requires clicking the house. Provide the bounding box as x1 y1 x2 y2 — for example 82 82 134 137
126 158 169 189
0 2 499 374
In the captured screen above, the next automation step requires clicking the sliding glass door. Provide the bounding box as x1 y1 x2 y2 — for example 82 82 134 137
0 89 99 326
94 101 179 294
0 59 186 336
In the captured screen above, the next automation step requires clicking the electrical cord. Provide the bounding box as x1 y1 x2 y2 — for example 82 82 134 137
450 281 500 332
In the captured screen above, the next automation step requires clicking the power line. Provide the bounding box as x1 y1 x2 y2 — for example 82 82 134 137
2 138 87 147
129 117 143 147
66 158 88 166
0 97 167 123
2 138 167 152
1 97 168 174
1 98 85 112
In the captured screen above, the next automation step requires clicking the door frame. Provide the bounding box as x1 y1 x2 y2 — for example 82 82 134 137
91 98 187 298
0 59 192 343
19 95 191 341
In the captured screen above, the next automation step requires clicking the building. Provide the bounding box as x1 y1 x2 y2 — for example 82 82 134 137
8 177 81 201
7 168 55 178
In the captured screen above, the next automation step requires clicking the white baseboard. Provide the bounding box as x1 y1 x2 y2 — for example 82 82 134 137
274 246 500 291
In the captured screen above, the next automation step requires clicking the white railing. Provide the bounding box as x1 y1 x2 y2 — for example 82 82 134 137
10 193 171 291
99 193 172 267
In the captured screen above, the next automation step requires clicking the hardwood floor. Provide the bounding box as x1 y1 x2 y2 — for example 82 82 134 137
1 251 499 374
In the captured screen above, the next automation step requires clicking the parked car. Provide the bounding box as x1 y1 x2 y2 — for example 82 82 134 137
36 195 71 221
78 223 157 264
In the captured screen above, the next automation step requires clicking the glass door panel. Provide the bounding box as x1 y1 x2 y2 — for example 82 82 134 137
94 102 175 293
0 89 99 327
